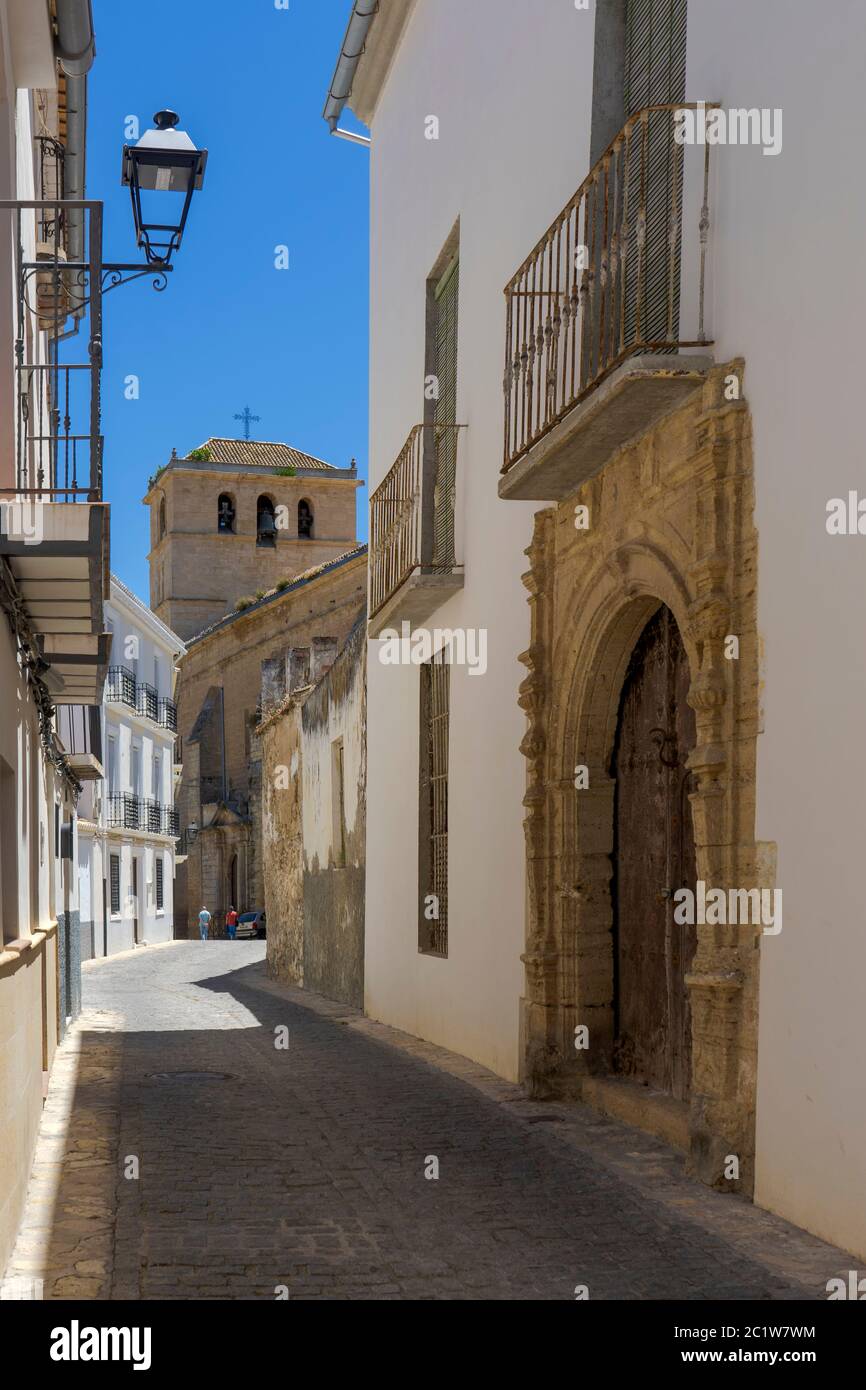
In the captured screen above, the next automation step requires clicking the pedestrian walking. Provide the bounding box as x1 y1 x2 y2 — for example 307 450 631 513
226 905 238 940
198 905 211 941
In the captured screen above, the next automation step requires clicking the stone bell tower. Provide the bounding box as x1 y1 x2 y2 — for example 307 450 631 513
143 437 360 640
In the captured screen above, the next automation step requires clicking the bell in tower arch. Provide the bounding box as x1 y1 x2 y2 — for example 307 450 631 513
218 494 235 533
256 495 277 546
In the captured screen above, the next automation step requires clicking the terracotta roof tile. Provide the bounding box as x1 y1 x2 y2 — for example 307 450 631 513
188 438 338 472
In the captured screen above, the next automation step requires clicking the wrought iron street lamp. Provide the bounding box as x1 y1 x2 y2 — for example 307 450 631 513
121 110 208 267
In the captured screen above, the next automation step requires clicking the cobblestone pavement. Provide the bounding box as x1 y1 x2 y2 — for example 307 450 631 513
3 942 857 1300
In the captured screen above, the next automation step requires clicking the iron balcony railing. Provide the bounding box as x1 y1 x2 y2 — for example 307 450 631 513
106 665 136 708
35 137 66 247
106 671 174 729
158 696 178 732
369 422 464 619
502 103 716 476
136 681 158 723
0 198 104 501
106 793 140 831
105 793 179 838
175 827 196 856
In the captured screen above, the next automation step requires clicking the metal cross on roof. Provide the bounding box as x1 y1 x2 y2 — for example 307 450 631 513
233 405 260 440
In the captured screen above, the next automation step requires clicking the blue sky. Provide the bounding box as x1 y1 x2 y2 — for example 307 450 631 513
88 0 369 602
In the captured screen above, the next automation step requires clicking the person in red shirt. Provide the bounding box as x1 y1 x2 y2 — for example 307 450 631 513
226 906 239 941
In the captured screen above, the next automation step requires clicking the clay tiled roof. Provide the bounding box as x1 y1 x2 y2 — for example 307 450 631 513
186 438 338 472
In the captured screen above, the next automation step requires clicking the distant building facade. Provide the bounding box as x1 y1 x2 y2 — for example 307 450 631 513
260 616 366 1007
144 437 361 641
169 545 367 939
73 577 183 958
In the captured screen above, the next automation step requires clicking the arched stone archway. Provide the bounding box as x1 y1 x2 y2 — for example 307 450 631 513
517 362 764 1192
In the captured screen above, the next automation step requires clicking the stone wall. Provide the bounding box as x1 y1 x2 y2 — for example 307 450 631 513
260 699 304 983
301 620 366 1008
261 618 366 1008
147 466 360 640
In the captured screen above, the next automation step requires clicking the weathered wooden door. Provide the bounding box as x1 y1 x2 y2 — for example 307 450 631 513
612 605 697 1100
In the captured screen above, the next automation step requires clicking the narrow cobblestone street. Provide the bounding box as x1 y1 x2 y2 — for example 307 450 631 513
5 943 855 1301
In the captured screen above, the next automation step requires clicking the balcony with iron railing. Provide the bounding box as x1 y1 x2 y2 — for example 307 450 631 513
499 104 716 501
105 793 180 839
106 793 141 831
106 665 137 709
368 423 465 636
136 681 158 723
105 670 176 731
158 696 178 732
0 198 109 703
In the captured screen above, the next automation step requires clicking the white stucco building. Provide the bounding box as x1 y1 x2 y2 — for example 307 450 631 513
75 576 183 957
0 0 105 1280
328 0 866 1262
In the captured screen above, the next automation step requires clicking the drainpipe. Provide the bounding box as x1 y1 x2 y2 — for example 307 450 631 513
54 0 96 77
54 2 96 308
62 71 87 275
322 0 376 146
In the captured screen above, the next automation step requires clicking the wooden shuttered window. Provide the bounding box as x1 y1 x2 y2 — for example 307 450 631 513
418 649 450 956
431 254 459 569
110 854 120 915
622 0 688 348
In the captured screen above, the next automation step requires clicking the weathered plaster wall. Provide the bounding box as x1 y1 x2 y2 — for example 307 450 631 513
261 619 366 1009
302 621 366 1009
261 705 304 984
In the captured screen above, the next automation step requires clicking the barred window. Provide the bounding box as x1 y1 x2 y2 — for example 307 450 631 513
109 854 121 915
418 648 450 955
155 856 164 911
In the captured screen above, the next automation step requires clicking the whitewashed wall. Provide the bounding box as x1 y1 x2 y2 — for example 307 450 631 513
365 0 597 1079
685 0 866 1263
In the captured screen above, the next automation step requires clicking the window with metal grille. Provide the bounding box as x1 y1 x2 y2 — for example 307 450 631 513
428 246 459 570
155 856 164 911
109 854 121 915
418 648 450 956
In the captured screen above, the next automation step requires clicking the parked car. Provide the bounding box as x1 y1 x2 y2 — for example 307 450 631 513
235 909 266 940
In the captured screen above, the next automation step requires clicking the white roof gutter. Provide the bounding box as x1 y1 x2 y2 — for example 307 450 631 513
322 0 377 146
